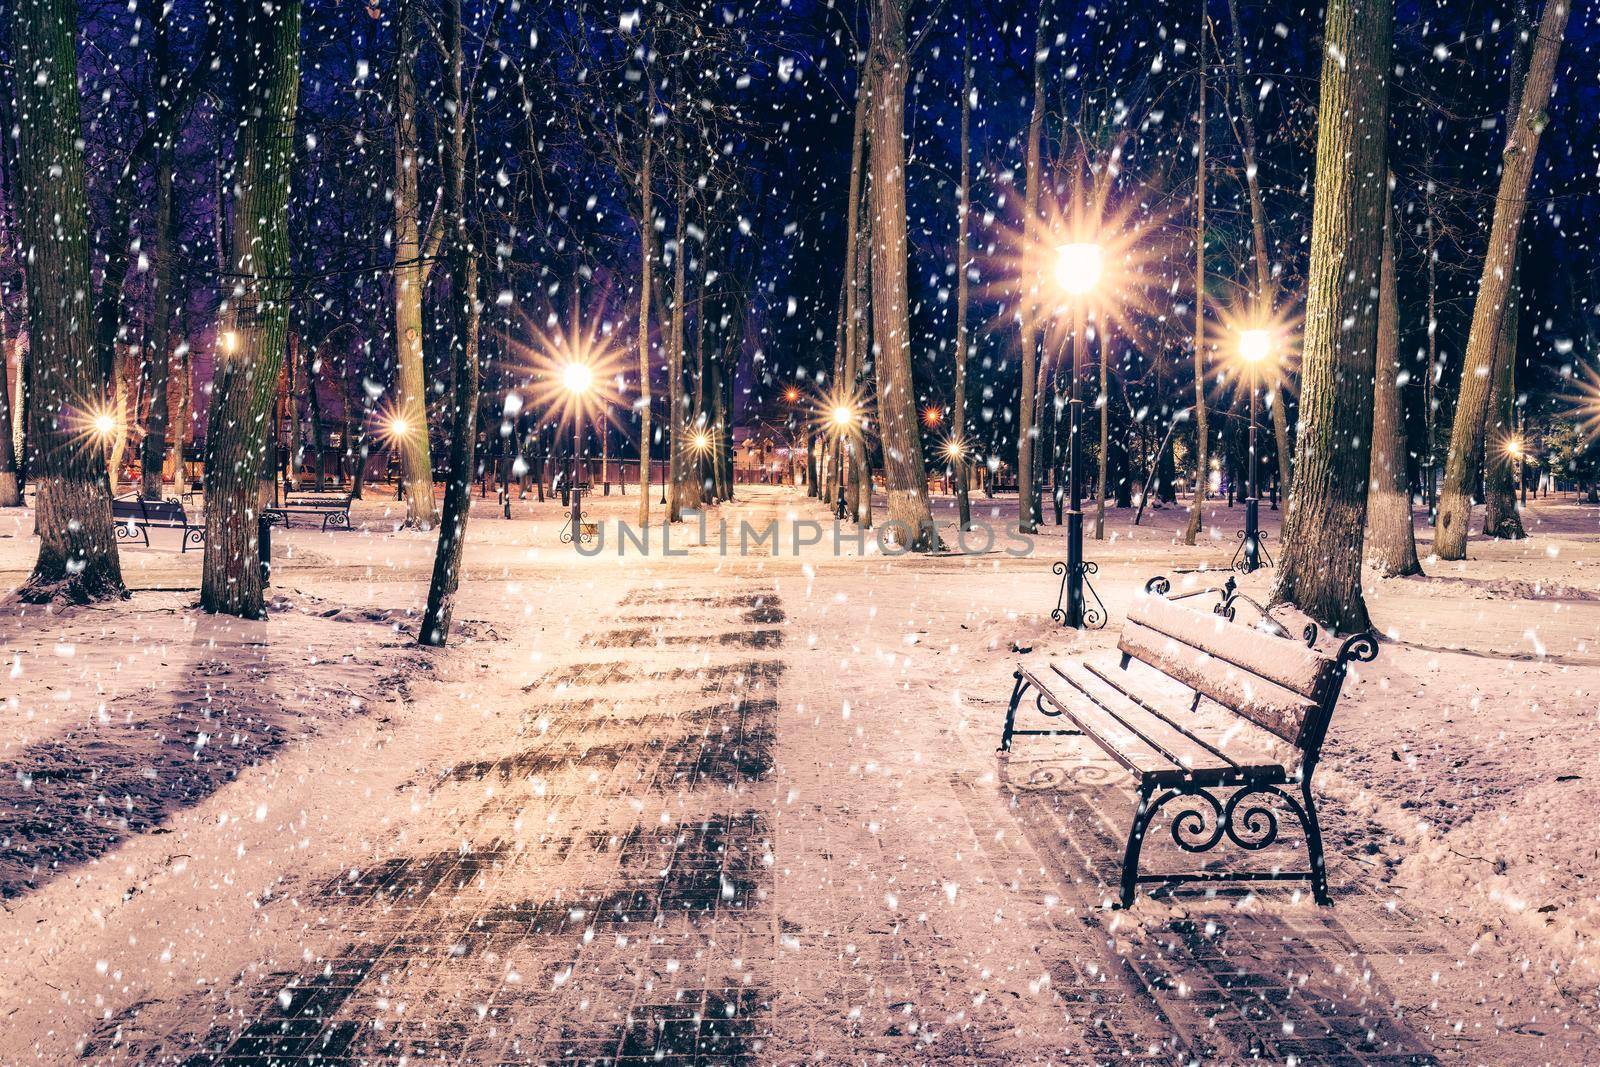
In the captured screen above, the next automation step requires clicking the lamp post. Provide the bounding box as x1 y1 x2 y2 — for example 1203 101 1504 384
1054 241 1102 628
1236 328 1271 573
562 361 593 541
831 403 853 520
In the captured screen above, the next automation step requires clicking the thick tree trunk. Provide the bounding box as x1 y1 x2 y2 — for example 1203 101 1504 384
420 0 480 646
1269 0 1393 631
1365 180 1422 577
1482 265 1526 539
392 0 438 528
1226 0 1294 500
1183 36 1209 547
1434 0 1568 559
953 38 973 532
12 0 126 602
865 0 936 549
1016 2 1047 534
201 0 300 618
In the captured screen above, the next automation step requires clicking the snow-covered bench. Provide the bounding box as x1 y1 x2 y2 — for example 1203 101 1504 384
264 491 353 530
999 576 1377 907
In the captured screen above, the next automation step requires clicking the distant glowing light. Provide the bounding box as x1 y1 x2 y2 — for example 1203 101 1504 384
942 438 966 461
691 431 712 453
92 412 117 438
831 405 854 429
783 386 800 403
562 362 594 395
220 329 239 354
1054 242 1104 296
922 405 943 428
1238 329 1272 364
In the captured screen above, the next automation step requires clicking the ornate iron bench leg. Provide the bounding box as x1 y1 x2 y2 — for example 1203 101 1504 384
1120 781 1157 908
1299 779 1332 906
998 670 1029 754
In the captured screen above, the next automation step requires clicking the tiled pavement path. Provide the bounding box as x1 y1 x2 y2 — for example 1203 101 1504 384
83 582 784 1065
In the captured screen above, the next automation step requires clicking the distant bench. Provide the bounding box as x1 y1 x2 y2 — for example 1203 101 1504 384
999 576 1378 907
264 492 353 531
111 496 205 551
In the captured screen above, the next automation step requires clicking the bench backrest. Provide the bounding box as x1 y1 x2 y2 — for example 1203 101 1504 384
1120 594 1343 751
141 499 188 523
284 493 350 507
111 497 187 523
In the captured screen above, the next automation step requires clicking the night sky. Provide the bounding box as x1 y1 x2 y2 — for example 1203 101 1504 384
6 0 1599 473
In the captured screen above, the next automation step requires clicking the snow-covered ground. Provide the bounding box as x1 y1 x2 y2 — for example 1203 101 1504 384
0 483 1596 1063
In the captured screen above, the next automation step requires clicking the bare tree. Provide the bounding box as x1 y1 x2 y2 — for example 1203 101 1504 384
953 35 973 532
201 0 301 618
1225 0 1293 500
1366 176 1421 577
1433 0 1568 559
1482 263 1526 539
1016 0 1047 534
1269 0 1394 631
420 0 482 646
390 0 443 528
1183 26 1209 547
865 0 938 549
11 0 126 602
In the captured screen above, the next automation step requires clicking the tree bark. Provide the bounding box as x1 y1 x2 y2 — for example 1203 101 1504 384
1016 1 1047 534
953 37 973 532
201 0 300 618
1269 0 1394 631
865 0 936 549
11 0 126 602
1226 0 1294 500
1433 0 1568 559
391 0 439 528
1482 263 1526 539
0 301 18 506
420 0 480 646
1183 31 1209 547
635 119 654 526
666 136 689 520
1365 178 1422 577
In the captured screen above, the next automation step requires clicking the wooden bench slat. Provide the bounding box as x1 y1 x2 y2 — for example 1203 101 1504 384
1019 666 1178 778
1125 594 1333 699
1119 621 1322 745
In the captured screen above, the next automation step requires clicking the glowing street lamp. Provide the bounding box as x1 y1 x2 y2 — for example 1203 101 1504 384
830 402 855 520
1234 326 1275 572
91 411 118 440
1051 240 1103 629
1054 242 1104 296
561 361 595 539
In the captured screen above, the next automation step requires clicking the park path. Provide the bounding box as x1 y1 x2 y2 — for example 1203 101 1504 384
4 487 1590 1063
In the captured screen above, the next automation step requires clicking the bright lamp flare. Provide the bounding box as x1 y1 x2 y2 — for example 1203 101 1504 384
691 431 711 452
92 413 118 438
831 405 854 429
942 437 966 461
389 416 412 439
1238 329 1272 364
1503 436 1524 459
1054 242 1104 296
562 362 594 395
